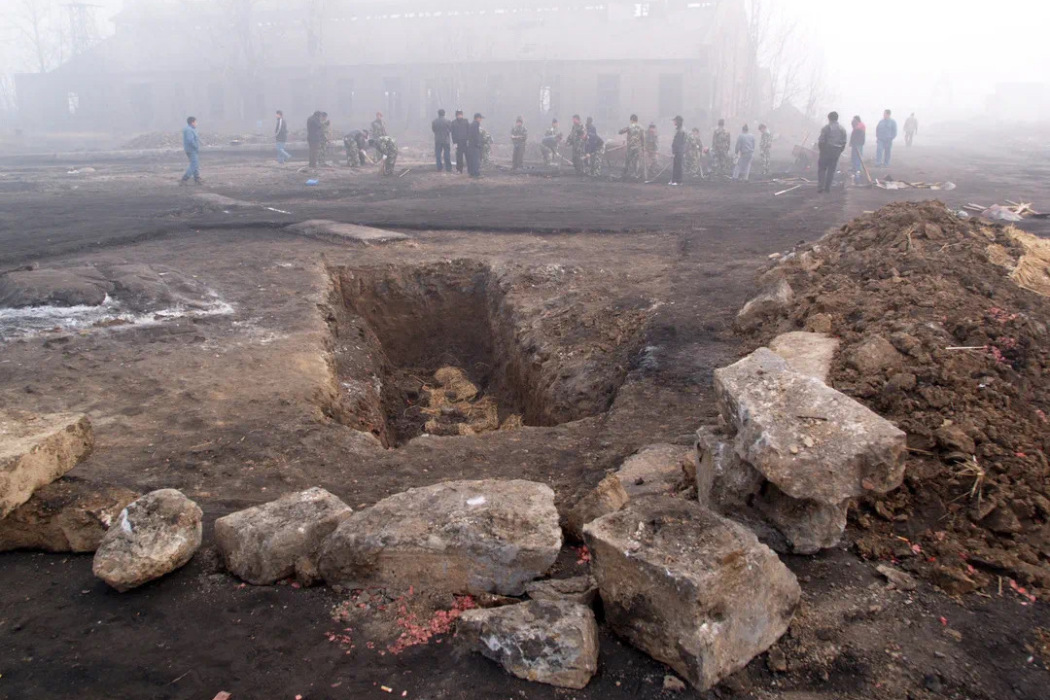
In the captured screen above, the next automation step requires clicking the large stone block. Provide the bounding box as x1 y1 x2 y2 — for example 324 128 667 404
0 478 139 553
735 280 794 332
215 487 353 585
584 497 800 691
753 485 849 555
93 489 203 592
714 348 906 505
768 331 840 383
563 474 629 542
319 480 561 595
615 443 696 499
1 412 94 518
457 600 599 689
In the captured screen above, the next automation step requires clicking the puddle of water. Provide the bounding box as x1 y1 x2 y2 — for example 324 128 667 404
0 293 234 341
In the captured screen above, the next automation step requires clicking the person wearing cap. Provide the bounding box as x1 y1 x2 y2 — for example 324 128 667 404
511 117 528 170
467 112 485 178
670 116 686 186
450 110 470 173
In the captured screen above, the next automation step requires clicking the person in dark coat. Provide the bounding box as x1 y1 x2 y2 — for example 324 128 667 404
432 109 453 172
306 111 323 168
817 111 848 193
670 115 686 185
467 112 485 178
450 110 470 174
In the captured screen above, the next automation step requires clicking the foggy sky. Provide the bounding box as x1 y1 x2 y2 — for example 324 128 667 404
5 0 1050 126
793 0 1050 123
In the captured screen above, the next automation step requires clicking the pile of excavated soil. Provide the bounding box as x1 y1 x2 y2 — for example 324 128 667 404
747 201 1050 595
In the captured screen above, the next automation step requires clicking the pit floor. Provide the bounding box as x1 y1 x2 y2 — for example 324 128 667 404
1 136 1048 699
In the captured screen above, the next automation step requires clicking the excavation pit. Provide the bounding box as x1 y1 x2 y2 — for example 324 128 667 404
325 260 638 447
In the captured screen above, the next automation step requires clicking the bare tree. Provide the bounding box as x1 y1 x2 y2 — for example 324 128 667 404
745 1 822 114
12 0 66 73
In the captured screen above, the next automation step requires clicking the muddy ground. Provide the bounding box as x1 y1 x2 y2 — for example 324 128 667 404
1 136 1048 700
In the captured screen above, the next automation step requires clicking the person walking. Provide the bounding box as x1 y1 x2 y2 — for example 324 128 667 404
432 109 453 172
732 124 755 181
849 115 866 184
450 110 470 173
275 110 290 164
670 116 685 186
904 113 918 147
511 116 528 170
875 109 898 166
179 116 202 185
467 112 485 178
306 110 323 168
817 111 848 193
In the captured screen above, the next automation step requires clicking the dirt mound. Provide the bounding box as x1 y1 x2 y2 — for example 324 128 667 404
747 201 1050 595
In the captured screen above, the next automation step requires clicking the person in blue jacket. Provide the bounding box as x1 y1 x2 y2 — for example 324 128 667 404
180 116 202 185
875 109 897 167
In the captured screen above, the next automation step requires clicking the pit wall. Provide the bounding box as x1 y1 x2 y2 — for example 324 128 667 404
321 259 650 447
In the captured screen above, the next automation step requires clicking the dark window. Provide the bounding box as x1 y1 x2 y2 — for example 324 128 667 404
597 74 620 122
338 79 354 116
383 77 403 119
658 74 683 117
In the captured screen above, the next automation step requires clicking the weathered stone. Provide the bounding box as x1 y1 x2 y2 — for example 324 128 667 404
876 564 918 591
0 478 139 553
584 497 800 691
804 313 834 335
848 335 904 375
457 600 599 689
0 267 112 308
714 348 906 505
753 485 849 554
769 331 840 383
735 279 794 332
695 425 764 509
1 412 95 518
319 480 560 595
215 487 353 585
564 474 629 542
92 489 203 592
663 675 688 692
525 575 598 606
935 424 976 455
285 220 409 244
615 443 695 499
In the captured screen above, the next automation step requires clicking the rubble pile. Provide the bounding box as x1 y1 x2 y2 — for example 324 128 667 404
741 201 1050 591
419 366 522 436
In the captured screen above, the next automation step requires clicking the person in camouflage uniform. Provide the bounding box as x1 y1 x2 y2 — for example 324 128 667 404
758 123 773 176
511 117 528 170
371 134 398 175
584 116 604 177
685 127 704 178
566 114 586 174
712 119 732 176
320 112 332 166
541 119 562 167
644 123 659 175
343 129 369 168
370 111 387 161
618 114 644 181
480 127 493 167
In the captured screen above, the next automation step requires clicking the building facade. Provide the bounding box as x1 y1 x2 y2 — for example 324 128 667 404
16 0 755 136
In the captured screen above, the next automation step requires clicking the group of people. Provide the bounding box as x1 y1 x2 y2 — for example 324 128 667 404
817 109 919 192
180 105 917 189
818 109 920 191
431 109 492 177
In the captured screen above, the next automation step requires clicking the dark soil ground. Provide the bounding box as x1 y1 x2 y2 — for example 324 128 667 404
0 134 1048 699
